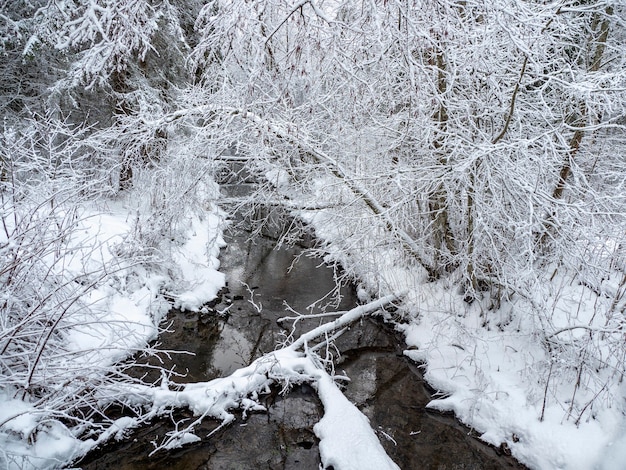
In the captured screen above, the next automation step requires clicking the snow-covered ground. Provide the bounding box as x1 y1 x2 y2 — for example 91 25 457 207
0 194 228 468
3 174 625 470
0 190 403 470
303 207 626 470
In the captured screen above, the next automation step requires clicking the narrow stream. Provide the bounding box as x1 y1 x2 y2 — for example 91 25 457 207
78 226 527 469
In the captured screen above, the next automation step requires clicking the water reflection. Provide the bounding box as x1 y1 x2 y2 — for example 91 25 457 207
207 322 253 377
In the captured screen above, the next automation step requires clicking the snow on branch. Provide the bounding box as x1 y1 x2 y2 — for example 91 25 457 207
290 293 400 349
263 0 333 46
109 293 403 469
36 0 181 87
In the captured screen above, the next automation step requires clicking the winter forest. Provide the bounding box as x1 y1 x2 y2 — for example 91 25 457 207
1 0 625 468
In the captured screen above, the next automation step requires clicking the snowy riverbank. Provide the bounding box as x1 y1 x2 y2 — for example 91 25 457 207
3 184 625 469
0 186 403 470
0 193 227 468
302 207 626 470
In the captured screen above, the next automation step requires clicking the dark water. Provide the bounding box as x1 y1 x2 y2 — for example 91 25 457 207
78 230 527 470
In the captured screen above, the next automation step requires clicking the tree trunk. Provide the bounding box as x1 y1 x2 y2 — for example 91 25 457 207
429 44 456 277
111 70 135 191
540 6 613 245
552 7 612 201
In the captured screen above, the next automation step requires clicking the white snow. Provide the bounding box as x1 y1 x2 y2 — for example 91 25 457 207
314 372 400 470
172 213 227 311
0 196 227 469
4 176 625 470
300 205 626 470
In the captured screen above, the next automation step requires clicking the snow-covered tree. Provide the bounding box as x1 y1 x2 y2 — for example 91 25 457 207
0 2 221 465
180 0 626 422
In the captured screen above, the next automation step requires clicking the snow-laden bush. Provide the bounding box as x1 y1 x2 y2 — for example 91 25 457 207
0 116 220 467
